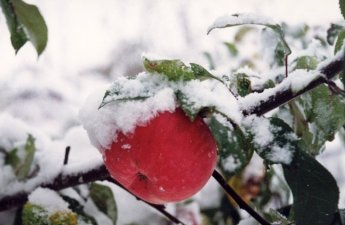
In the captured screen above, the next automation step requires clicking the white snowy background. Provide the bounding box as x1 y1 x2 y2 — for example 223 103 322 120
0 0 344 225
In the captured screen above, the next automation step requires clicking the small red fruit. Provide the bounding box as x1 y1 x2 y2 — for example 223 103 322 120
102 108 218 204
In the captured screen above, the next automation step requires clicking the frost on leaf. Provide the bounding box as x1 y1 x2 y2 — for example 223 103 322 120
243 116 297 165
209 114 253 178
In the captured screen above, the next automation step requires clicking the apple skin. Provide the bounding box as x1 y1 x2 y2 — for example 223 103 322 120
102 108 218 204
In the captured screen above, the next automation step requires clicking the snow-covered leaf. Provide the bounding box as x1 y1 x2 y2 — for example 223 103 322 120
209 114 253 178
98 74 163 108
22 203 78 225
176 91 207 121
246 117 297 165
283 150 339 225
90 182 117 225
208 13 291 59
0 0 48 56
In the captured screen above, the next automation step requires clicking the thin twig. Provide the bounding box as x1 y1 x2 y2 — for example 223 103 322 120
63 146 71 165
212 170 271 225
105 178 186 225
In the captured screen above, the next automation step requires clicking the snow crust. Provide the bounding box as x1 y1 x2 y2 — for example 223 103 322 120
0 113 102 199
28 187 69 214
208 13 276 33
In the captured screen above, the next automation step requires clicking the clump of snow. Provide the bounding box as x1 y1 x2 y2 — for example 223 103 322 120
242 116 296 164
222 155 242 173
239 68 320 113
269 145 294 164
28 187 69 214
242 153 265 182
208 13 276 34
80 70 242 151
178 78 242 123
243 115 273 148
79 73 176 151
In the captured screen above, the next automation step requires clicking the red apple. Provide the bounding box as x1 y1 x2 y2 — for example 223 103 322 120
102 108 218 204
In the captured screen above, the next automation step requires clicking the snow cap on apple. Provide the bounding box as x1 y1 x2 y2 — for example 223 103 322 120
80 57 241 204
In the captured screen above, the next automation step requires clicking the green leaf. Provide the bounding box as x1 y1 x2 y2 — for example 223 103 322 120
248 117 297 165
340 209 345 225
189 63 215 80
143 57 220 83
61 195 97 225
22 203 49 225
223 42 238 56
0 0 48 56
49 211 78 225
283 150 339 225
5 148 20 167
340 0 345 20
327 24 345 45
297 85 345 155
5 134 36 180
202 52 215 70
274 41 286 67
143 58 195 81
209 114 253 178
208 13 291 59
266 209 293 225
335 30 345 54
236 73 251 97
90 182 117 225
0 0 27 51
292 56 318 71
176 91 205 121
12 0 48 55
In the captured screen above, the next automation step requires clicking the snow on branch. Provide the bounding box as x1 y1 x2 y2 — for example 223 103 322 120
240 51 344 116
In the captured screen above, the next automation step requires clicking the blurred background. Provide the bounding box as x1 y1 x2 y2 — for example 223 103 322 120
0 0 344 225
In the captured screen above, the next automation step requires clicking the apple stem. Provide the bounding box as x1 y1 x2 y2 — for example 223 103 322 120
63 146 71 165
105 177 187 225
212 170 271 225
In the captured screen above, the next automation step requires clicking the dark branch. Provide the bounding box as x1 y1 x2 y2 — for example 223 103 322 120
0 165 109 211
63 146 71 165
242 53 344 116
212 170 271 225
106 178 186 225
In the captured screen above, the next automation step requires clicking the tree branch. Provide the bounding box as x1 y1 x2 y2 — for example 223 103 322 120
0 166 186 225
212 170 271 225
0 165 109 211
241 52 344 116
